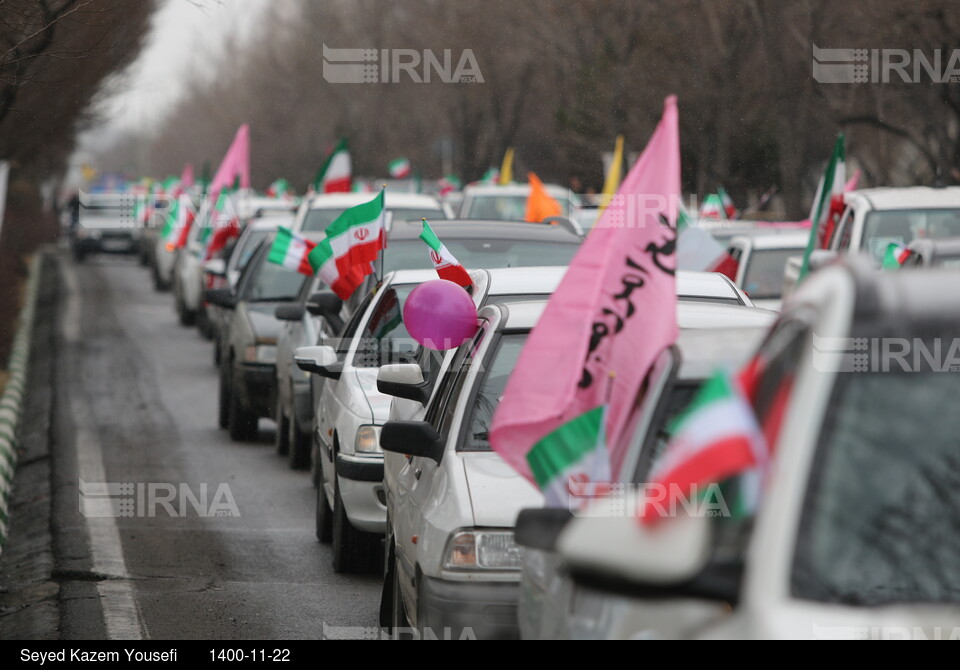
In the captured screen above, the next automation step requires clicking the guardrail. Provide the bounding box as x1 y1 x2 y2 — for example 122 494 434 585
0 256 41 554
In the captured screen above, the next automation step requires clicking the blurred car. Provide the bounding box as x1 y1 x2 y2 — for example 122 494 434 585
152 194 199 292
726 233 807 310
70 192 139 262
553 259 960 639
784 186 960 293
274 219 583 473
902 237 960 268
514 310 773 640
294 266 569 575
291 192 451 235
207 238 308 442
457 183 581 221
205 211 298 357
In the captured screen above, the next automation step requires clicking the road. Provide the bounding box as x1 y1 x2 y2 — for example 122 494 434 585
52 253 381 640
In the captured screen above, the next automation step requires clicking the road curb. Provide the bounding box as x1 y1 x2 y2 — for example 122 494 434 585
0 255 41 553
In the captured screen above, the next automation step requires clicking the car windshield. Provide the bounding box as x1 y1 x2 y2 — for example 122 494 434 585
352 284 417 368
242 256 307 302
463 333 527 451
792 369 960 607
234 230 273 271
382 238 579 272
466 195 569 220
301 207 444 233
742 248 799 300
862 209 960 261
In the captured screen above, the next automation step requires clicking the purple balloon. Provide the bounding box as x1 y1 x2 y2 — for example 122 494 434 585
403 280 478 351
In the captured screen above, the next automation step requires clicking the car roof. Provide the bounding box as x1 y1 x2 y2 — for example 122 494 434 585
306 192 442 210
386 218 582 242
847 186 960 210
463 183 572 198
677 302 776 330
246 216 292 232
676 271 743 301
731 233 809 250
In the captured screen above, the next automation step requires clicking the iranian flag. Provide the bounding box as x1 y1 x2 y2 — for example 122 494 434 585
676 205 739 279
267 178 293 200
698 193 727 220
882 241 912 270
419 220 472 288
314 138 352 193
388 158 412 179
718 186 738 219
799 134 846 280
307 190 385 300
268 227 318 276
640 369 768 525
526 406 612 508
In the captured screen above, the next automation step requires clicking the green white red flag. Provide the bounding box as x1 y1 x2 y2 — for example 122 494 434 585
307 190 385 300
388 158 411 179
313 138 352 193
799 134 846 280
419 220 472 288
640 369 768 525
268 227 318 276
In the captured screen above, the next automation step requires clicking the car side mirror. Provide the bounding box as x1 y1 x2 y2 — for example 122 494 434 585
205 288 236 310
514 508 574 551
377 364 430 405
380 421 445 464
275 303 305 322
295 345 342 380
306 291 343 317
203 258 227 278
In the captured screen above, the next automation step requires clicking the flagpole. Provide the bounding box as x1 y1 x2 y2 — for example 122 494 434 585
377 184 387 284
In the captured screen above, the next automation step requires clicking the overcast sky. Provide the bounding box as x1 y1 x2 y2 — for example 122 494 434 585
78 0 273 152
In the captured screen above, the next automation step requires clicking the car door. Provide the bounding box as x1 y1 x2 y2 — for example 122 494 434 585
394 327 487 608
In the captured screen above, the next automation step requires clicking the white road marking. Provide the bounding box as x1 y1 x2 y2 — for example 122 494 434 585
61 259 146 641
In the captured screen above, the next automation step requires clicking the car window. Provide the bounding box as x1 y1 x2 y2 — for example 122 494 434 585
862 208 960 261
792 366 960 607
240 252 307 302
352 284 417 368
332 291 374 349
301 207 444 233
459 333 528 451
748 319 808 448
742 248 799 300
425 328 484 431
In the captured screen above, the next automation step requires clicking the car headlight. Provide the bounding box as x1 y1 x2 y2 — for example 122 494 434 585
442 530 522 572
245 345 277 364
355 425 382 455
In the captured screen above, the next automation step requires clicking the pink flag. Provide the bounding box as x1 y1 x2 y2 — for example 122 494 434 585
180 163 195 191
209 124 251 199
490 96 681 485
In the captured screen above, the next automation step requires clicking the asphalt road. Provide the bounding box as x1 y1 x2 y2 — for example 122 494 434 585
53 252 381 640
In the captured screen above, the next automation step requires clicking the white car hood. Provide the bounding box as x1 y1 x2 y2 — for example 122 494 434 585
461 452 542 528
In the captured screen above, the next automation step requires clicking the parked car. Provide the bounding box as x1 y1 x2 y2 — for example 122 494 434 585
726 233 807 310
206 212 298 359
274 219 583 473
552 258 960 639
514 308 774 640
457 183 581 220
152 194 199 292
70 192 139 262
291 192 451 235
294 267 571 574
207 238 308 442
784 186 960 292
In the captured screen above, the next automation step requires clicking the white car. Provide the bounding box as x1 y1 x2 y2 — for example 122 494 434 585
726 233 807 311
295 267 569 574
784 186 960 292
291 192 451 235
457 183 581 221
556 258 960 639
376 284 773 639
514 306 774 640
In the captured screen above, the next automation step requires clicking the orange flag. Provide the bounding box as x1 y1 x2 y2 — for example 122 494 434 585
525 172 562 223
